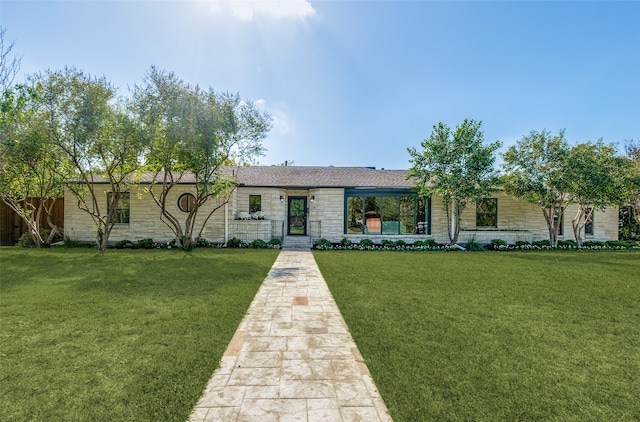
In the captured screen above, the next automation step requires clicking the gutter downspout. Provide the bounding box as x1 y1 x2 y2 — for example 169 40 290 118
224 202 228 244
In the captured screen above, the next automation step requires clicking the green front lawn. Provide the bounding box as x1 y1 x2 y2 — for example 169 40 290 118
0 248 279 421
314 251 640 421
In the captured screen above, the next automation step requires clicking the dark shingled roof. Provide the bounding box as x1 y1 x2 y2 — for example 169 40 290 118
233 166 415 188
88 166 418 188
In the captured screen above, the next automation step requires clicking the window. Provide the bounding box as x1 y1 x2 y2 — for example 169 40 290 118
107 192 130 224
476 198 498 228
584 207 594 235
554 208 564 236
345 189 430 235
249 195 261 213
178 193 196 213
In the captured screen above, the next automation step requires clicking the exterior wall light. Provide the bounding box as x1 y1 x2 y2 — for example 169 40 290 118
311 195 315 203
280 195 284 203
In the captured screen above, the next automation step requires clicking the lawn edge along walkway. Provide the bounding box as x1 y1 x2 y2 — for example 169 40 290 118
189 250 392 421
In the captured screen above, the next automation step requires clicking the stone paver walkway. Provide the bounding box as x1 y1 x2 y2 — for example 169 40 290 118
189 251 392 422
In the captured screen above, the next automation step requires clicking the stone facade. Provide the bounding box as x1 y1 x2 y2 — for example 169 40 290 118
64 182 619 246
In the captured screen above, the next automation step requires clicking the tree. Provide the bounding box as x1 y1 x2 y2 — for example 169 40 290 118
565 141 629 246
132 67 271 250
408 119 501 244
502 129 571 247
624 139 640 225
34 68 145 251
0 26 21 93
0 83 68 247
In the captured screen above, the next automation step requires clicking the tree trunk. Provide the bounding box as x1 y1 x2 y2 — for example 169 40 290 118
571 206 584 247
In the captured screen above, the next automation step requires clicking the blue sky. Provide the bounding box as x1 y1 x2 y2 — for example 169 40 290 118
2 0 639 169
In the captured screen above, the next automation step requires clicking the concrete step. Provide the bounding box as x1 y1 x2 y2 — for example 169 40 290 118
282 236 312 251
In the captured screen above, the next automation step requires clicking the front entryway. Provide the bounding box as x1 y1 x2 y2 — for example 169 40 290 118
287 196 307 235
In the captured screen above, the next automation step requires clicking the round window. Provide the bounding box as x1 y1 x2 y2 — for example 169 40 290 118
178 193 196 212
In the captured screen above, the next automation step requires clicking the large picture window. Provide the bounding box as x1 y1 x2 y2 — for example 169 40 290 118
476 198 498 228
107 192 130 224
345 189 429 235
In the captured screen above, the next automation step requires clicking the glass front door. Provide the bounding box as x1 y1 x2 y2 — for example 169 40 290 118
288 197 307 235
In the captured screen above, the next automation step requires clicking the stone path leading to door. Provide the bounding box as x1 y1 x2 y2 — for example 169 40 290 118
189 251 392 422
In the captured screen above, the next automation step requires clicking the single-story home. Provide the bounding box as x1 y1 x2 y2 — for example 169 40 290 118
64 166 619 245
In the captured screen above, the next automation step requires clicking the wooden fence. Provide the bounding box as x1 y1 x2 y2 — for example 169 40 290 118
0 198 64 246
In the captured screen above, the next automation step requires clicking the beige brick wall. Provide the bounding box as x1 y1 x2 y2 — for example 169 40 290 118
432 191 618 244
65 186 619 245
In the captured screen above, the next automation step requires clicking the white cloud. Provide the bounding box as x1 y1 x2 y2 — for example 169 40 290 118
206 0 316 21
255 99 295 135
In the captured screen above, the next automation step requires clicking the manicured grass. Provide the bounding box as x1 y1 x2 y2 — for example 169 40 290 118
0 248 279 421
314 251 640 421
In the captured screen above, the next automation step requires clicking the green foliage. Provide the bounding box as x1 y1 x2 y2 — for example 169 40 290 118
226 237 244 248
249 239 267 249
195 238 211 248
115 239 134 249
359 238 374 247
315 238 332 249
466 237 486 251
515 240 531 247
557 239 577 247
340 237 352 246
267 237 282 246
414 239 437 247
532 239 551 247
408 119 501 244
62 235 83 248
137 238 155 249
502 129 571 246
394 239 407 247
490 238 507 246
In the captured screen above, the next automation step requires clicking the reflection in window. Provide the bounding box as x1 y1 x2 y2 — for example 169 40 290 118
347 197 363 234
249 195 261 213
584 207 594 235
345 192 429 235
107 192 130 224
476 198 498 227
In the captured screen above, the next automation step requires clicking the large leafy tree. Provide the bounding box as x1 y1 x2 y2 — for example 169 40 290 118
34 68 145 251
565 141 629 246
0 28 66 247
408 119 501 244
625 139 640 225
132 67 271 250
502 129 571 247
0 83 68 247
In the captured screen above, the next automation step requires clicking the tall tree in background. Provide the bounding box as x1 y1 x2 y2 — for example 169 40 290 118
0 27 66 246
502 129 571 247
565 141 629 246
132 67 271 250
619 139 640 239
408 119 501 244
35 68 145 251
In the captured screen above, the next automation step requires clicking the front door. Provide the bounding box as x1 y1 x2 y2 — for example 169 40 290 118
288 196 307 235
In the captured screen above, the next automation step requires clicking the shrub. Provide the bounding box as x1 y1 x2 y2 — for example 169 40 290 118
490 239 507 246
381 239 394 247
315 238 332 250
394 239 407 247
249 239 267 249
414 239 437 248
515 240 531 247
268 237 282 246
557 239 577 247
533 239 551 247
195 238 211 248
63 235 83 248
115 239 135 249
467 237 486 251
340 237 352 246
137 238 155 249
583 240 605 247
359 238 374 247
226 237 244 248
